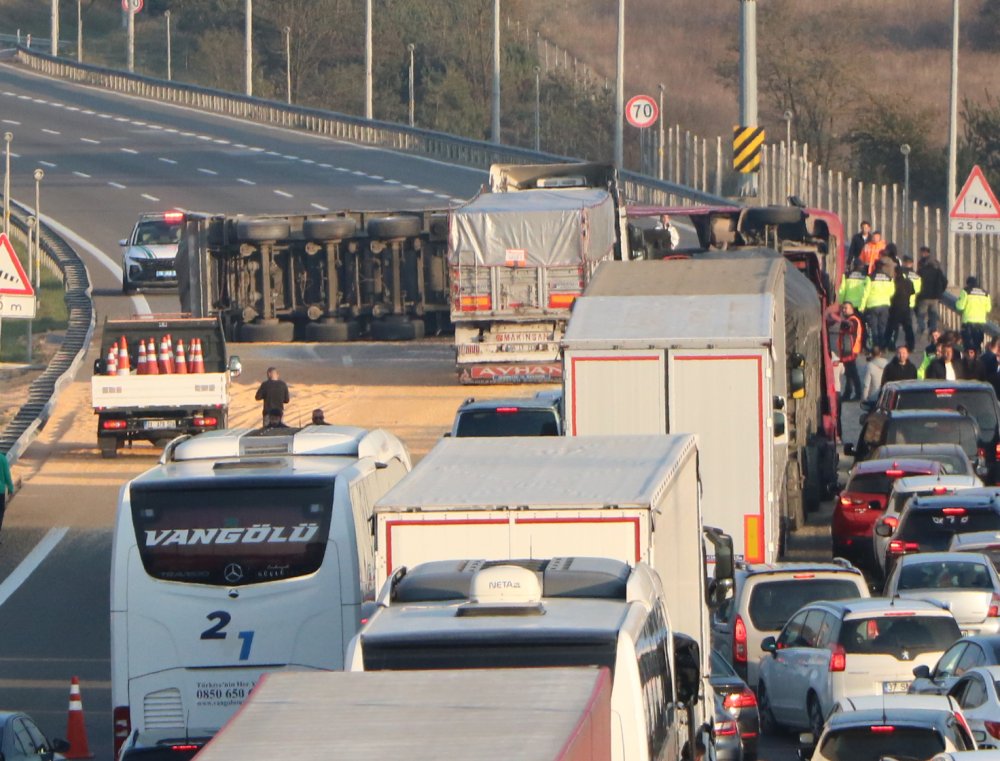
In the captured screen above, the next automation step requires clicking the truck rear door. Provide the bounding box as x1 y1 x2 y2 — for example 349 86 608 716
563 350 666 436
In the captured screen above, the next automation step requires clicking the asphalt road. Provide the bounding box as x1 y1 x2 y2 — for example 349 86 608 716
0 60 810 761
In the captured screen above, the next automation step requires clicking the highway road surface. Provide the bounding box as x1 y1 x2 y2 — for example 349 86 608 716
0 59 806 761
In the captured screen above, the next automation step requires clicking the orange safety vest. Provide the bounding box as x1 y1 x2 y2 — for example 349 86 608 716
861 240 887 274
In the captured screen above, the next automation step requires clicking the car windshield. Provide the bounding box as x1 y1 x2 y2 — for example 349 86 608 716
839 615 961 657
897 560 993 591
955 546 1000 571
893 389 999 437
455 409 559 437
898 510 1000 550
747 578 862 631
818 726 944 761
849 472 929 495
134 219 183 246
873 449 971 475
886 418 979 458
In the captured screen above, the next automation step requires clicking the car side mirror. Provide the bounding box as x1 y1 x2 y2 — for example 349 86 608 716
93 358 104 375
912 664 932 680
874 522 895 537
843 443 855 457
118 238 128 247
50 739 70 754
761 635 778 654
973 730 988 744
228 356 242 378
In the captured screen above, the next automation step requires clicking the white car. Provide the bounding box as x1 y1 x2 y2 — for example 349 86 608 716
758 597 961 738
951 532 1000 571
120 210 185 292
884 552 1000 636
873 475 983 581
949 665 1000 748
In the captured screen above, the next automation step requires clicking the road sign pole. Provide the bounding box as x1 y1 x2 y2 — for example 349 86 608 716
126 4 134 72
946 0 960 285
614 0 625 168
738 0 759 197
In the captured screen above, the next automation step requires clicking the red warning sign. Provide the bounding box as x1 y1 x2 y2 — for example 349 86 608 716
0 232 37 319
950 165 1000 234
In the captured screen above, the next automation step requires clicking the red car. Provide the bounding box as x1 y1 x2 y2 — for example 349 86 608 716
833 457 943 567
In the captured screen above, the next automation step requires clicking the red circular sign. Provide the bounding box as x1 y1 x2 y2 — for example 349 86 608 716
625 95 659 129
122 0 144 12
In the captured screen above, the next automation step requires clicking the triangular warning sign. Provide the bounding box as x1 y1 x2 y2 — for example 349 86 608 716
950 165 1000 220
0 232 34 296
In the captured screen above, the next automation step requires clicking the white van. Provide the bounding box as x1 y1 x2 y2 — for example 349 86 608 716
110 426 411 754
346 557 704 761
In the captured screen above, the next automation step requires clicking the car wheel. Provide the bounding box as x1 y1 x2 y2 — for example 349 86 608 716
757 683 778 736
99 438 119 459
807 694 824 740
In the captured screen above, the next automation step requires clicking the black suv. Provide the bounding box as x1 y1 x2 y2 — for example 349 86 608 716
449 390 562 437
875 488 1000 576
869 380 1000 484
847 408 982 469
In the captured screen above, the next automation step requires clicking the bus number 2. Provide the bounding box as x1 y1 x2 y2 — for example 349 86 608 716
201 611 255 661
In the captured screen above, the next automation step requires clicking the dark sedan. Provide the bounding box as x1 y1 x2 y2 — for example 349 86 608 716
711 650 760 761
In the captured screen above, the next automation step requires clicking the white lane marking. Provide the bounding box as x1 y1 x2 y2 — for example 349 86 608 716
108 181 127 189
141 193 160 202
64 106 79 111
434 193 451 199
335 167 349 172
196 135 212 141
417 188 434 194
97 113 112 119
318 163 332 168
49 102 64 108
249 147 265 152
0 528 69 610
213 139 230 145
113 116 128 122
282 154 299 160
351 170 366 176
300 159 315 165
147 124 163 130
236 178 256 185
384 179 400 185
72 171 90 178
80 137 100 144
197 168 218 175
180 131 196 137
310 203 329 211
38 214 150 314
32 98 48 104
234 143 248 149
1 119 20 125
16 95 29 100
369 175 383 180
342 354 354 367
274 189 293 198
8 152 19 158
131 121 147 126
402 184 418 190
158 157 177 165
41 128 60 135
163 127 178 133
1 91 14 96
81 109 94 114
120 148 139 155
38 160 57 168
265 151 281 156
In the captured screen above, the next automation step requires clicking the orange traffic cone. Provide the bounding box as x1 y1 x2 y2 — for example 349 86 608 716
159 336 173 374
191 338 206 374
137 340 148 375
166 335 176 374
145 339 159 375
117 336 130 376
175 339 188 374
106 343 118 376
64 676 93 759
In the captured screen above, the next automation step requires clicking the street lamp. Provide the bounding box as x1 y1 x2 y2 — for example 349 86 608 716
244 0 253 97
3 132 12 236
407 43 416 128
28 168 42 365
614 0 624 167
946 0 960 285
491 0 500 143
283 26 292 105
657 83 665 180
533 65 541 152
783 109 793 200
76 0 82 63
165 10 172 81
901 143 911 257
364 0 372 119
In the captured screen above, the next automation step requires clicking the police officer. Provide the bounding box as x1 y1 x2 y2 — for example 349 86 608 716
837 261 869 311
861 263 896 351
957 276 992 352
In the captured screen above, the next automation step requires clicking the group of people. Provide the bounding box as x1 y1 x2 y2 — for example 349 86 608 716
254 366 325 429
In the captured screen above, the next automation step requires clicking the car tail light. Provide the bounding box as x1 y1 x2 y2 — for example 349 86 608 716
989 593 1000 618
733 614 748 664
935 389 956 396
193 416 218 427
793 573 816 579
716 719 738 737
113 706 131 756
888 540 919 554
933 487 949 495
885 469 905 477
829 644 846 672
979 447 987 462
985 721 1000 740
869 725 895 733
163 211 185 223
101 419 127 430
170 746 200 753
885 611 917 617
883 516 899 529
724 687 758 710
942 508 967 516
995 443 1000 459
495 407 520 414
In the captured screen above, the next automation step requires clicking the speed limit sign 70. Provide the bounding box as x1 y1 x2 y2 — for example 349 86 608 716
122 0 143 12
626 95 659 129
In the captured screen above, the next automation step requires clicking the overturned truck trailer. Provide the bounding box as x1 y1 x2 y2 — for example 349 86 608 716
176 210 452 342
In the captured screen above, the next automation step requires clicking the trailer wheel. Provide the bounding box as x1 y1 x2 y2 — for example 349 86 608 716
304 320 359 342
237 320 295 343
303 217 357 241
370 316 425 341
745 206 804 227
99 438 119 459
367 215 422 240
429 214 449 240
802 446 823 513
236 219 291 242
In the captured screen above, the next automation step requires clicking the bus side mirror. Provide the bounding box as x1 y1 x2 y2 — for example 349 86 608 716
673 633 701 706
228 356 242 378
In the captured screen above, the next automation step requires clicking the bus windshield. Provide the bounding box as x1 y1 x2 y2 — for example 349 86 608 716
130 483 334 586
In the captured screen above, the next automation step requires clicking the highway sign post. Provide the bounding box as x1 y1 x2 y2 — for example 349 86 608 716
0 232 36 319
625 95 659 129
949 165 1000 234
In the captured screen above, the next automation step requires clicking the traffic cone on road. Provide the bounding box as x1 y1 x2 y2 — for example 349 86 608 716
64 676 93 759
145 339 159 375
106 343 118 376
137 340 148 375
175 339 188 374
191 338 205 374
117 336 130 376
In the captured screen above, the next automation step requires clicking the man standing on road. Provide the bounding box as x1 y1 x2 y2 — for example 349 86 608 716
957 276 992 353
255 367 290 427
848 220 871 268
861 263 895 351
0 451 13 531
860 230 886 274
916 247 947 337
926 341 966 380
885 263 916 352
981 338 1000 397
839 302 864 401
882 345 918 384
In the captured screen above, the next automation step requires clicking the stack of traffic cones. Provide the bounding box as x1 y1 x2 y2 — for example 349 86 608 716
105 343 118 376
175 339 188 374
137 340 148 374
64 676 93 759
145 339 159 375
190 338 205 374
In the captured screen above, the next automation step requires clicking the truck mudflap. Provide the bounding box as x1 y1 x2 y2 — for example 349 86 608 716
458 363 562 385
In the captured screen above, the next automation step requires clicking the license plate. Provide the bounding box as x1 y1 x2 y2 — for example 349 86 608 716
156 270 176 278
882 681 910 694
143 420 175 430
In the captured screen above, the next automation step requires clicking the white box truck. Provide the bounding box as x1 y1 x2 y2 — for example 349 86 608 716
562 257 795 565
193 668 612 761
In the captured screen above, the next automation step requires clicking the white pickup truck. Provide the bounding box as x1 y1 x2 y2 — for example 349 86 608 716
91 316 241 458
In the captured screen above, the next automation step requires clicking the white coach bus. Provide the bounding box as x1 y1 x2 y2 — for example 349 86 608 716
110 426 411 754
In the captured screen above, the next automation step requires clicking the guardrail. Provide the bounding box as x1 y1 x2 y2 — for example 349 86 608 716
11 45 730 208
0 202 95 465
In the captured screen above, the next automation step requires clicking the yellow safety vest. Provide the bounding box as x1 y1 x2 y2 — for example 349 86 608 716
861 273 895 310
956 288 992 324
838 272 868 309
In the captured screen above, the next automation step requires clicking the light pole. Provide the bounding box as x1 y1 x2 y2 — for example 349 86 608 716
534 65 541 152
946 0 960 285
738 0 759 197
3 132 12 237
901 143 911 257
28 169 43 364
284 26 292 105
657 83 665 180
614 0 624 168
783 109 793 200
491 0 500 143
51 0 59 56
364 0 372 119
244 0 253 97
165 10 172 81
127 2 135 72
76 0 82 62
407 44 416 128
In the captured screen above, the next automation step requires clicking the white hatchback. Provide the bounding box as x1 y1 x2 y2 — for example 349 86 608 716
758 598 962 738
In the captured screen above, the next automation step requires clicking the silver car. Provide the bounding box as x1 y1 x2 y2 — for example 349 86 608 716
948 665 1000 748
884 552 1000 636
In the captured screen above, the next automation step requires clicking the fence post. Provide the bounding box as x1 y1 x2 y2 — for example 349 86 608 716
684 130 691 188
715 136 722 198
890 183 899 246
